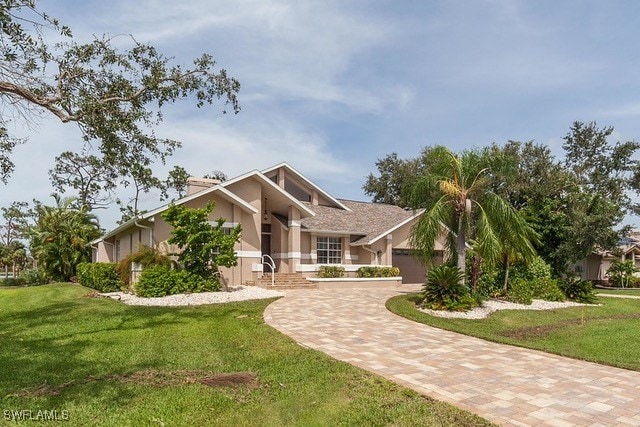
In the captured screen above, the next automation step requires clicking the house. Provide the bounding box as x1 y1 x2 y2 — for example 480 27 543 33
571 232 640 283
92 163 443 285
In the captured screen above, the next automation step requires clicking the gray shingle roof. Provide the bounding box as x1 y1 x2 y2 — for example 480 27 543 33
299 199 420 245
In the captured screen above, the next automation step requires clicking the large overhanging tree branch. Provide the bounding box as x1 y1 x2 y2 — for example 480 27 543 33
49 150 119 211
0 0 240 182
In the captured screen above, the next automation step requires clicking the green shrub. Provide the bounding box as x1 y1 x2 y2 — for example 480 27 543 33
475 262 501 298
421 265 469 310
76 262 120 292
382 267 400 277
559 277 596 303
356 266 400 278
317 265 345 278
531 277 565 302
0 277 26 286
509 256 552 283
116 245 173 290
506 277 533 304
356 266 375 278
19 268 48 286
423 293 481 312
135 265 220 297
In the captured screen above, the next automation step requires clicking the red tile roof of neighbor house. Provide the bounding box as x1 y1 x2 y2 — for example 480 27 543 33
299 200 422 246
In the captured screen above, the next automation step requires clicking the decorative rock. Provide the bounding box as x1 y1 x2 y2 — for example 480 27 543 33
101 286 284 307
420 298 593 320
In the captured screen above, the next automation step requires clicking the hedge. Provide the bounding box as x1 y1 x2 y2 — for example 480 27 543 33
76 262 120 292
134 265 220 297
356 266 400 278
317 265 345 278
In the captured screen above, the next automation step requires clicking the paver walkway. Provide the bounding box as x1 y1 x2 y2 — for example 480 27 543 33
264 284 640 426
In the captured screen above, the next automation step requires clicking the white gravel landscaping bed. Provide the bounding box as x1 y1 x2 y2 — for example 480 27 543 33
420 298 591 320
101 286 284 306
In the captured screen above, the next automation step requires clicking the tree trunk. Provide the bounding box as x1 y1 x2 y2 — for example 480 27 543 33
457 198 471 287
503 253 510 292
470 255 481 291
457 213 466 287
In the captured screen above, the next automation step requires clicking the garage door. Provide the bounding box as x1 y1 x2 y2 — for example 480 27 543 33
392 249 427 284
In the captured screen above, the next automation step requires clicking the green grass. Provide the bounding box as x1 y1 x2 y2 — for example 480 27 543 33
0 284 491 426
387 293 640 372
596 288 640 296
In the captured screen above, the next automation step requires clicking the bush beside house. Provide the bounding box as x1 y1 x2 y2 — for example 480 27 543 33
116 245 174 291
356 266 400 278
77 262 120 292
78 203 240 297
317 266 345 278
135 265 220 297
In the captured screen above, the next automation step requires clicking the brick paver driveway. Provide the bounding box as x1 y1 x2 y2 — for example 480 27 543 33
264 284 640 426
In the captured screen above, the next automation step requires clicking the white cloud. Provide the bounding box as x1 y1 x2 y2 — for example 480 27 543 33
73 0 408 114
156 114 353 181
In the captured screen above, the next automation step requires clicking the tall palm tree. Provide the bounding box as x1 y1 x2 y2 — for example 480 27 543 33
28 195 102 282
410 146 537 286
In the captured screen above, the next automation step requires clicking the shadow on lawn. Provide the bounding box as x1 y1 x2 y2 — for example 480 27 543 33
0 292 242 405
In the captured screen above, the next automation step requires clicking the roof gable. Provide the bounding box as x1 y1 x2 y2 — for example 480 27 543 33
261 162 351 211
222 169 316 218
96 185 259 242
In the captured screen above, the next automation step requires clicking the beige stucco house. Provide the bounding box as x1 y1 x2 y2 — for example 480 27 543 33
92 163 440 285
571 232 640 284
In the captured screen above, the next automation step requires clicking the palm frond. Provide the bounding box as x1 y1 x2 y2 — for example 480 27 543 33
471 200 502 264
410 195 452 263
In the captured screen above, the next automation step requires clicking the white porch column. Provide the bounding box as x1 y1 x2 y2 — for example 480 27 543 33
287 206 301 273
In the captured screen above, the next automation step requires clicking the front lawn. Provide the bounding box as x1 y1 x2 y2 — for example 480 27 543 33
0 284 491 426
596 288 640 296
387 293 640 371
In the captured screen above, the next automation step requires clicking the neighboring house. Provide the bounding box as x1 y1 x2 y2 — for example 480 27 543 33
571 232 640 283
92 163 444 285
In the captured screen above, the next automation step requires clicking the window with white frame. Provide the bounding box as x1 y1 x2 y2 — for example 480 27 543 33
317 236 342 264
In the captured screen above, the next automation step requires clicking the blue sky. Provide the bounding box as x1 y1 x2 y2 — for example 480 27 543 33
4 0 640 229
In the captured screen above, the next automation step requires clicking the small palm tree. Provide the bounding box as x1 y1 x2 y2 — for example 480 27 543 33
28 195 102 282
410 146 537 287
422 265 466 306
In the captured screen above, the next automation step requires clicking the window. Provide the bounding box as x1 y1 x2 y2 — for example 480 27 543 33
317 236 342 264
115 240 121 262
285 179 311 202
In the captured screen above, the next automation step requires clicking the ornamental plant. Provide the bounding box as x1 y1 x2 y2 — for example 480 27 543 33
317 266 345 278
162 202 241 286
607 260 637 288
421 265 470 310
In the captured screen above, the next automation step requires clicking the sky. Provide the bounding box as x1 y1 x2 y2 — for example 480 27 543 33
4 0 640 230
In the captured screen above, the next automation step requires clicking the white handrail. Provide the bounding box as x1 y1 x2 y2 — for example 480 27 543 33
261 254 276 286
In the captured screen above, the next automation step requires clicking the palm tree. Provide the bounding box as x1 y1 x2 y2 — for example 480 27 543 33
410 146 537 286
28 195 102 282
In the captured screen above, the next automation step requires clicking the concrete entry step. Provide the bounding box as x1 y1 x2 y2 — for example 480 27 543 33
257 273 318 290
